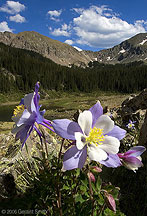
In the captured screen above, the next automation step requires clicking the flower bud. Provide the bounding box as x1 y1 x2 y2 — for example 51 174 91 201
105 193 116 212
88 172 96 183
91 166 102 173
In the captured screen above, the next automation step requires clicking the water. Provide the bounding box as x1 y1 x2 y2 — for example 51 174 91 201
0 103 67 122
0 104 16 122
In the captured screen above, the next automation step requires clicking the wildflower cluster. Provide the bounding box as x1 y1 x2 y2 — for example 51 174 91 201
11 82 146 215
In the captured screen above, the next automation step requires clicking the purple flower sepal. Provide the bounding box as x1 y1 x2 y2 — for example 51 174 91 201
118 146 146 172
63 146 87 170
53 101 126 170
100 154 122 168
12 82 54 148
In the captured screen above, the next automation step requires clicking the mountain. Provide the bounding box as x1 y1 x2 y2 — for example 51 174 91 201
0 41 147 94
0 31 92 67
88 33 147 64
0 31 147 66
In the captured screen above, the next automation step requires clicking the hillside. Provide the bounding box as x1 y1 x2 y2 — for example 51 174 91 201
0 42 147 94
0 31 91 67
1 31 147 66
89 33 147 64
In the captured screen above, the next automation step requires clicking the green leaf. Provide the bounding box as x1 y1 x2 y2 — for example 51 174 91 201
75 168 80 177
97 193 104 205
32 156 43 162
91 182 97 194
75 194 85 203
111 188 119 199
81 179 88 188
80 185 87 192
96 176 102 192
63 185 69 190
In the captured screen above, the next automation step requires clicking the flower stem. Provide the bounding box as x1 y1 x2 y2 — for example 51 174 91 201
98 201 106 215
58 138 65 165
56 138 65 216
87 167 94 216
38 125 49 158
88 171 93 199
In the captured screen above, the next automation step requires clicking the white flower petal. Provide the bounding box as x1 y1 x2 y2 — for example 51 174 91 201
31 95 36 112
137 156 142 161
24 93 36 113
123 161 138 171
88 143 108 162
78 110 92 136
99 136 120 154
75 132 85 150
94 115 114 134
17 109 31 127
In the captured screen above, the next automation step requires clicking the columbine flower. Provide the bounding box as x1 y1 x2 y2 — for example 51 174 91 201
12 82 54 148
52 101 126 170
118 146 146 172
126 120 136 129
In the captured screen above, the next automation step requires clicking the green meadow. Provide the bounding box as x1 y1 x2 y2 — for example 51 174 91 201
0 91 129 133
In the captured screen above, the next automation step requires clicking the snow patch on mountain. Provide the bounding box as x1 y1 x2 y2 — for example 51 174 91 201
73 46 82 51
107 56 112 61
139 39 147 45
119 49 126 54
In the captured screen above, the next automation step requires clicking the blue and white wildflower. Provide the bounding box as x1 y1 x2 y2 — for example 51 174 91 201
52 101 126 170
126 120 136 129
12 82 54 148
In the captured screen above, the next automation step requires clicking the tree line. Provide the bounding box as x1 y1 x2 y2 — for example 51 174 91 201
0 42 147 93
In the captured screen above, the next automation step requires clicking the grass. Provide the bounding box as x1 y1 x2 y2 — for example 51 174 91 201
0 92 24 104
0 91 130 134
41 91 129 120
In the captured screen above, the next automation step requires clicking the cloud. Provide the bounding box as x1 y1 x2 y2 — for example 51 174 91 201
72 5 147 48
9 14 26 23
48 10 62 17
47 9 62 22
0 21 13 32
50 23 71 37
0 1 25 14
64 39 74 45
72 8 84 14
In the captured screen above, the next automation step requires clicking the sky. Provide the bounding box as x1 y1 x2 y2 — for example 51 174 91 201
0 0 147 51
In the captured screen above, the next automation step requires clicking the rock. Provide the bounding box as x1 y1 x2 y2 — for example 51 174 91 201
0 127 60 201
0 173 16 199
138 110 147 158
121 89 147 115
120 89 147 128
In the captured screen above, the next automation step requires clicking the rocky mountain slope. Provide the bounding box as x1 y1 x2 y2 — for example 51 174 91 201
0 31 147 66
0 31 92 67
88 33 147 64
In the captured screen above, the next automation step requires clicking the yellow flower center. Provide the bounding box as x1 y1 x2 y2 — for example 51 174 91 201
86 127 104 146
13 104 25 117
